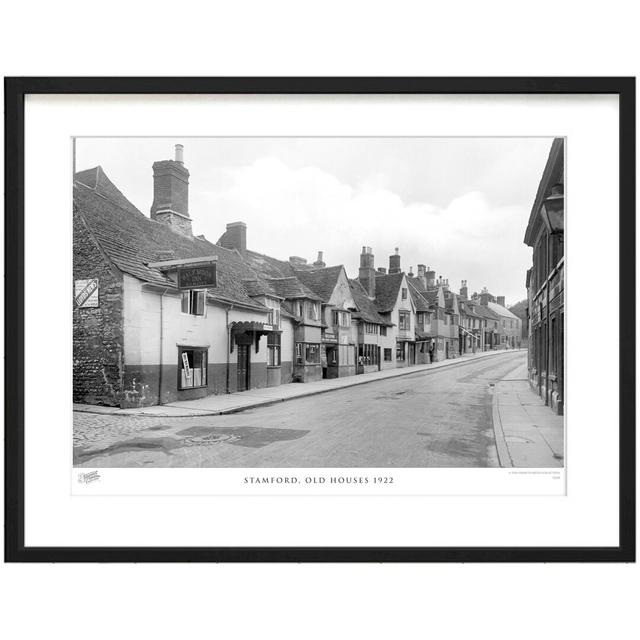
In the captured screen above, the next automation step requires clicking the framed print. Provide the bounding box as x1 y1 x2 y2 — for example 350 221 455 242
4 77 635 562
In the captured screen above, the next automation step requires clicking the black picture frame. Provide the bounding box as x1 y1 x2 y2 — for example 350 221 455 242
4 77 635 563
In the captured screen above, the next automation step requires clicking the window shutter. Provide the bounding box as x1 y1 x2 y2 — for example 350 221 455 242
196 291 204 315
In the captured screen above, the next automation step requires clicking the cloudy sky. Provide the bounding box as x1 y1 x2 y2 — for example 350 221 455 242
76 137 553 305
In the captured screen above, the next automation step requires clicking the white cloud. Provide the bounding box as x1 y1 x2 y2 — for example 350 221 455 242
193 157 531 304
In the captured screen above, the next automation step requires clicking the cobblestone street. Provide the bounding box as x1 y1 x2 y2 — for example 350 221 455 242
72 351 552 468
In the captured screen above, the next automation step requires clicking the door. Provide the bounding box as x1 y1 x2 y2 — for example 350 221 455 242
237 343 250 392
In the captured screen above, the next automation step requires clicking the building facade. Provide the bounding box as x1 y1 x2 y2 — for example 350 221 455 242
524 138 564 414
73 144 521 408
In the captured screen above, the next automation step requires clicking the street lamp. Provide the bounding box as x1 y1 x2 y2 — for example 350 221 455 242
541 183 564 234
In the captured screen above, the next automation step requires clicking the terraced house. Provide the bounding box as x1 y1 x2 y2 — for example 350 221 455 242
73 144 520 409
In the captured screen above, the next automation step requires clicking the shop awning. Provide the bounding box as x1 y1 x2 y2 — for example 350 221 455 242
229 321 275 335
415 329 433 341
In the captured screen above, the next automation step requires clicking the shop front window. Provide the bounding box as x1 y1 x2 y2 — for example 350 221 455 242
178 347 208 389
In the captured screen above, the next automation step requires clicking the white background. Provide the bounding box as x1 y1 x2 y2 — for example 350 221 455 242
1 2 638 639
25 94 608 547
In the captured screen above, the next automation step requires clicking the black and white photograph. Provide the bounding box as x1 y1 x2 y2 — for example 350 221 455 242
72 136 565 470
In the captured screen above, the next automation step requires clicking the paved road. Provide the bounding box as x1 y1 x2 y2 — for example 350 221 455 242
74 350 527 468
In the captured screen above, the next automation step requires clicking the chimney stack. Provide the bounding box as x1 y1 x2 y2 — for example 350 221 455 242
496 295 505 307
416 264 427 290
313 251 326 268
426 266 436 288
389 248 401 274
219 221 247 256
460 279 468 298
151 144 192 237
358 246 376 298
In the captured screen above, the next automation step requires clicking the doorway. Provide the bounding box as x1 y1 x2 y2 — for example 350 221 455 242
236 342 250 392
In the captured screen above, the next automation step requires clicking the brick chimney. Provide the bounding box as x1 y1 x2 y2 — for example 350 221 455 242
460 279 468 298
425 267 436 288
151 144 192 237
496 295 505 307
389 248 401 274
313 251 326 268
358 246 376 297
479 286 493 306
219 221 247 256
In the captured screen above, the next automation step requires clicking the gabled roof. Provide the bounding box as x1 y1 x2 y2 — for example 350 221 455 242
486 301 520 320
406 279 431 312
73 167 266 311
373 272 405 313
349 280 389 325
265 277 323 301
293 265 344 303
473 304 501 321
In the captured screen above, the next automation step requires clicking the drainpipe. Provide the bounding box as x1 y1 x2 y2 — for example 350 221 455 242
226 305 234 394
545 233 551 406
158 288 168 404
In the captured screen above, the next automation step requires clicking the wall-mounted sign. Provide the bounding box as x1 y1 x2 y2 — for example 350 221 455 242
74 278 99 308
323 332 338 343
178 263 217 289
181 352 192 379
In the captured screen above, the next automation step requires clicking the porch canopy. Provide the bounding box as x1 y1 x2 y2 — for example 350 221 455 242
415 329 433 342
229 320 275 336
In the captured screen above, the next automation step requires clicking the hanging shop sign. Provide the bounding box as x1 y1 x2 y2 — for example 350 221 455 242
74 278 99 308
178 263 217 289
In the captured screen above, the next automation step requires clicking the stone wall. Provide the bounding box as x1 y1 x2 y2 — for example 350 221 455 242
73 210 124 406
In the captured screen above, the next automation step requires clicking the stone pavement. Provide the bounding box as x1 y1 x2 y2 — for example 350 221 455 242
74 348 526 418
491 362 564 467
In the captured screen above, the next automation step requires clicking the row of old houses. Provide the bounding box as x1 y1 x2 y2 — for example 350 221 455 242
73 145 521 408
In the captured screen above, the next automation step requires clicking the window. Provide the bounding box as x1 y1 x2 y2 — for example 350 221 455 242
181 290 205 316
296 342 320 364
265 298 281 328
380 326 387 336
384 348 393 362
267 333 281 366
396 342 406 361
305 343 320 363
307 302 319 321
417 313 424 326
399 311 410 330
358 343 379 366
443 314 448 325
364 322 378 334
295 300 304 317
178 347 207 389
402 287 408 300
332 310 350 327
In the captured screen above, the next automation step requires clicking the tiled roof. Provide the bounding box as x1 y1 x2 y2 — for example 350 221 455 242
73 168 266 311
349 280 389 325
265 277 323 301
486 301 520 320
407 279 431 311
293 265 344 303
406 275 427 293
373 272 404 313
423 289 439 306
245 250 295 279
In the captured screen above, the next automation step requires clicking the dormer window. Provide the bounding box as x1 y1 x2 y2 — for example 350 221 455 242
402 287 408 300
265 297 281 328
307 301 319 321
